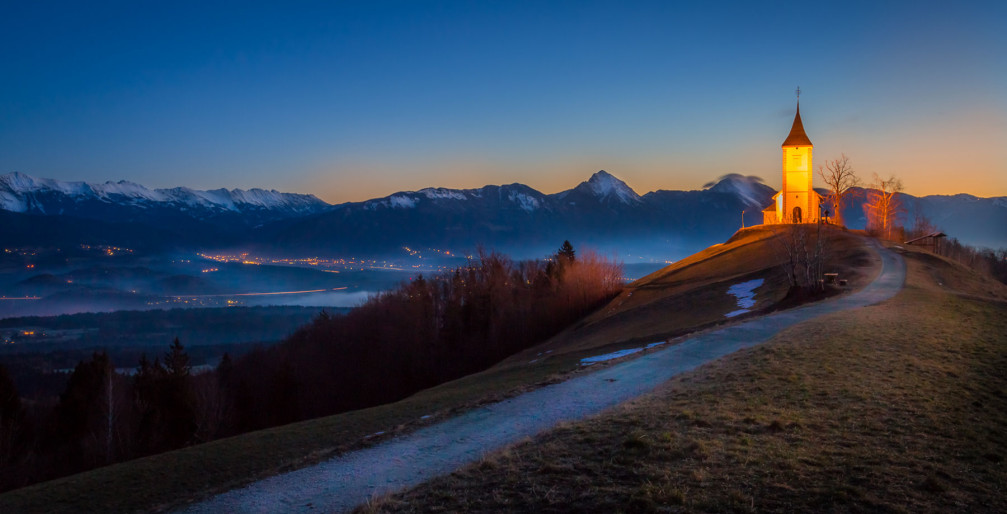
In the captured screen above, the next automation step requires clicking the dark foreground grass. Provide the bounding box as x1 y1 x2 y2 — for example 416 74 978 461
366 249 1007 513
0 354 579 513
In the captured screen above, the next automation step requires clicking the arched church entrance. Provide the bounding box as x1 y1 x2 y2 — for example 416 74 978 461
792 206 802 223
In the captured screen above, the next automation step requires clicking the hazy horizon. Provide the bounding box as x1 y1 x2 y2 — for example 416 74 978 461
5 169 1004 206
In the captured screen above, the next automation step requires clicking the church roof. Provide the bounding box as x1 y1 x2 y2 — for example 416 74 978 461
782 103 813 147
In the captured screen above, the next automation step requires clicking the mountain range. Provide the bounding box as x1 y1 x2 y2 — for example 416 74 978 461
1 171 1004 260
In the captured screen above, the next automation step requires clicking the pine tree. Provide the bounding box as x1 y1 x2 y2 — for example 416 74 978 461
161 338 195 448
54 352 116 467
558 240 576 262
134 340 196 454
165 337 190 377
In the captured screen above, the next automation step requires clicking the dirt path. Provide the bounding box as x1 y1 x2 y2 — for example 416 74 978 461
184 241 905 513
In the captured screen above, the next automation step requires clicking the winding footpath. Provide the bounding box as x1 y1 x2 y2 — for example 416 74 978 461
185 242 905 513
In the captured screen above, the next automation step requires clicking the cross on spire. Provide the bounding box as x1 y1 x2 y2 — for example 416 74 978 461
795 86 801 100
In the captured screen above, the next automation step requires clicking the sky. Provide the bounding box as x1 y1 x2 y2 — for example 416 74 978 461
2 1 1005 203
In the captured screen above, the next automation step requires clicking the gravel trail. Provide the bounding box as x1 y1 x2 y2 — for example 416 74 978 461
184 242 904 513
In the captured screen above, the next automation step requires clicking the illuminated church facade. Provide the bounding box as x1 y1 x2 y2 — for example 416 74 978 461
762 102 823 224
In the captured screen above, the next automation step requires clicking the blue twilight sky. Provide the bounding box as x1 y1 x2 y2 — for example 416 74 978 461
2 1 1005 203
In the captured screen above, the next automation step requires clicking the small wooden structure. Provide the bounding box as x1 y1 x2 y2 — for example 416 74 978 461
904 232 947 254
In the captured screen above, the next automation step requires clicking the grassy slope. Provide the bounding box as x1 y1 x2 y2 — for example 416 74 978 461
505 225 875 361
368 244 1007 513
0 227 877 513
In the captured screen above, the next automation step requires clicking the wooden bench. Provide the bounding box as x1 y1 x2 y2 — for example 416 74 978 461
824 273 839 285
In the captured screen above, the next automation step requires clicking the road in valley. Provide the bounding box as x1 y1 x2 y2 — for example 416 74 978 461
184 242 905 513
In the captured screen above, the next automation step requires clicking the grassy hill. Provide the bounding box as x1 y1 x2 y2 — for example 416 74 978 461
366 244 1007 513
0 226 887 513
508 225 876 360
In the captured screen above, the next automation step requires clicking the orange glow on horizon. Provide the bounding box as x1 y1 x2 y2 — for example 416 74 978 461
294 107 1006 204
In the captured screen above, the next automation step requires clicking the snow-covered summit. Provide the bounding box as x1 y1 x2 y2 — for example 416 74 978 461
587 170 641 203
1 171 94 196
704 174 773 207
565 170 642 204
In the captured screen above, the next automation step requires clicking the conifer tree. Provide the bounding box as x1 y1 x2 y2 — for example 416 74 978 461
558 240 576 262
165 337 190 377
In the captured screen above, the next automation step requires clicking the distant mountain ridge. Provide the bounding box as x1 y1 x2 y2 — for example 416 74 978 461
0 171 328 218
259 171 779 259
1 170 1004 259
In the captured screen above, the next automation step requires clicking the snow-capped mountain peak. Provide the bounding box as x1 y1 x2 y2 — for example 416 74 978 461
577 170 642 204
704 174 773 207
1 171 92 196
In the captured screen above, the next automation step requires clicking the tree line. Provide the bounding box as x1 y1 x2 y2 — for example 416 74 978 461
0 243 623 491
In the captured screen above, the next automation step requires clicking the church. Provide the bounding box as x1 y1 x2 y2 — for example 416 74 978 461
762 100 824 224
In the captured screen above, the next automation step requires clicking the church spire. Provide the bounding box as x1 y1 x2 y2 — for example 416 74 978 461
782 100 813 147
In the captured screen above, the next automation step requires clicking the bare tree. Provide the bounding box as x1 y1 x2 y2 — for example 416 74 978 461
818 154 859 226
773 224 827 291
192 373 227 443
907 210 939 241
864 173 904 240
91 360 130 464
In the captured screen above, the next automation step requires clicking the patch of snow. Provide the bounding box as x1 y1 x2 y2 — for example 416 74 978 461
0 191 26 212
724 278 764 318
231 188 292 208
388 195 418 208
2 172 52 194
580 347 643 365
645 341 666 349
187 188 239 211
92 180 169 202
420 415 431 420
1 172 95 197
420 188 467 201
508 191 540 212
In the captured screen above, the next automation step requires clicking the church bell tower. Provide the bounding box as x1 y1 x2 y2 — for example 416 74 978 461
768 87 821 224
